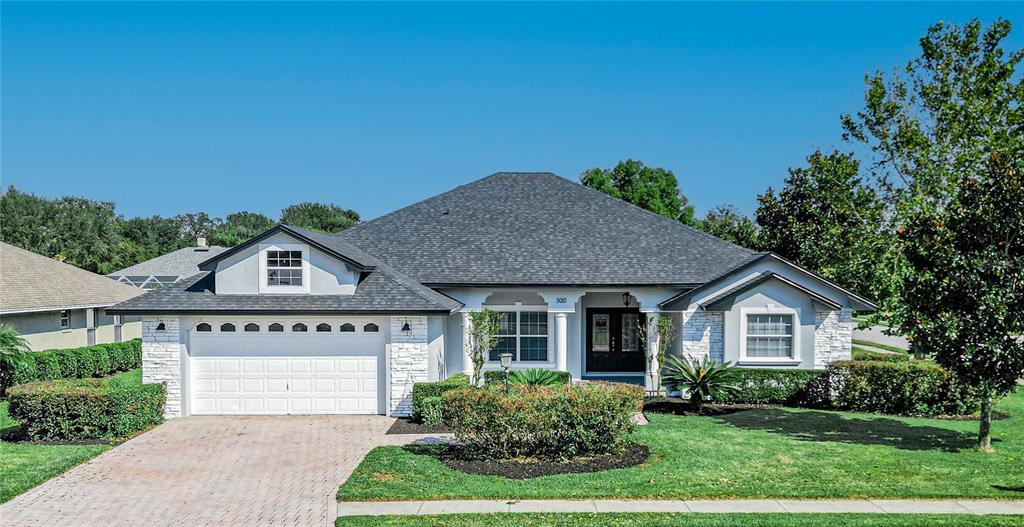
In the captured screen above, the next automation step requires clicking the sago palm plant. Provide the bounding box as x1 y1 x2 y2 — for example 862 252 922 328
661 355 741 410
508 368 567 387
0 324 30 356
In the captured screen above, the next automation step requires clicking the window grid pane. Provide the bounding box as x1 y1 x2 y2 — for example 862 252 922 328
490 336 516 361
495 312 516 336
519 337 548 361
746 314 794 358
519 312 548 336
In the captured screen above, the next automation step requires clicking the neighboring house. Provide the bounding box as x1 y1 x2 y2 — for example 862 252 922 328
0 242 144 350
109 239 228 289
109 173 874 418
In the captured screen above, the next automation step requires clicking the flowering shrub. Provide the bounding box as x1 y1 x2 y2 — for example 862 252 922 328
442 382 643 460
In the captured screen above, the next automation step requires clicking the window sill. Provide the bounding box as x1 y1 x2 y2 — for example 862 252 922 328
737 359 803 367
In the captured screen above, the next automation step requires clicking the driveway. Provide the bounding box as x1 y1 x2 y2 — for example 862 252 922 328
0 415 439 527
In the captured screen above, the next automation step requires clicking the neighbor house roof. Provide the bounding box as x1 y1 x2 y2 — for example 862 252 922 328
110 245 230 279
338 172 761 286
1 242 144 314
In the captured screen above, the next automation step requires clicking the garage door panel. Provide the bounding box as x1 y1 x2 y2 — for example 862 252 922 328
190 321 383 415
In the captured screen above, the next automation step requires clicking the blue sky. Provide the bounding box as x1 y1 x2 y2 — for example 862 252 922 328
2 2 1020 221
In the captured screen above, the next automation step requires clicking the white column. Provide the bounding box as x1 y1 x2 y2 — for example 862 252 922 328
461 311 474 377
554 312 568 372
644 312 661 394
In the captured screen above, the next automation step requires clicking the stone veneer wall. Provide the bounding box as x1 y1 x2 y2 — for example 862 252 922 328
679 311 724 363
388 316 429 416
814 308 853 369
142 316 183 418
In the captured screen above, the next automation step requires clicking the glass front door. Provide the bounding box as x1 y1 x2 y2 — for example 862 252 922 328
586 309 646 373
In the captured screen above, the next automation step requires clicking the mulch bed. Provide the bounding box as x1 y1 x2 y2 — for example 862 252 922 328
643 397 763 417
434 443 650 479
386 418 450 435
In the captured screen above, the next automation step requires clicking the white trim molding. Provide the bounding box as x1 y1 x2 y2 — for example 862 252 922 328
737 306 802 366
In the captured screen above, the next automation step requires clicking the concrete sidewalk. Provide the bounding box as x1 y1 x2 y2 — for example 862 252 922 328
337 499 1024 517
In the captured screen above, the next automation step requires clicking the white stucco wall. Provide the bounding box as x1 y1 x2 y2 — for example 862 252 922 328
214 231 360 295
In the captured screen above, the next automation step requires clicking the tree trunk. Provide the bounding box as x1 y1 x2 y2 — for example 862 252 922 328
978 394 993 451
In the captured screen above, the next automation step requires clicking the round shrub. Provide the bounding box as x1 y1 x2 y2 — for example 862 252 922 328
852 349 910 362
442 382 643 460
411 373 469 421
713 368 825 406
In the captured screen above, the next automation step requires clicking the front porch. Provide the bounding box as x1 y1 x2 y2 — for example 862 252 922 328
439 288 689 392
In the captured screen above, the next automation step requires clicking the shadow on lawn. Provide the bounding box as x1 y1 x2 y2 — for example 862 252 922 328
716 408 976 452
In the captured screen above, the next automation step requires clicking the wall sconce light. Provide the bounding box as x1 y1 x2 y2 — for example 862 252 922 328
622 293 631 307
156 322 166 331
401 321 411 332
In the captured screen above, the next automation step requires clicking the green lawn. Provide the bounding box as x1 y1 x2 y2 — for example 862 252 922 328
337 513 1024 527
0 368 143 503
338 389 1024 501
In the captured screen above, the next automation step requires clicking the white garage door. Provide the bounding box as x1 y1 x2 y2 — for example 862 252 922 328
188 320 385 415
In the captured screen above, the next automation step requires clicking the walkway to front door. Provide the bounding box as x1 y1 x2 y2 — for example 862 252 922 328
0 415 444 527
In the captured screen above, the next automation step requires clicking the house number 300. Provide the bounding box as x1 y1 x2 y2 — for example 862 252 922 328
555 297 567 304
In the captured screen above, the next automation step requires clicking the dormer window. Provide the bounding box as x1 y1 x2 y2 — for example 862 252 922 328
266 250 303 286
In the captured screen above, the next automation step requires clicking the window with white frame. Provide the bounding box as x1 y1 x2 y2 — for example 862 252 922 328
60 309 71 328
490 311 548 362
744 314 794 358
266 250 302 286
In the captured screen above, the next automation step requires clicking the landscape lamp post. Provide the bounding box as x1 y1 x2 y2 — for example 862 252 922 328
500 352 513 394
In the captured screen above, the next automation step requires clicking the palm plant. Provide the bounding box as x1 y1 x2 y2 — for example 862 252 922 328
0 324 30 356
661 355 741 410
508 368 566 387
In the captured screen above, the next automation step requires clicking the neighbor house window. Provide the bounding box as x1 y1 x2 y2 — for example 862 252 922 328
490 311 548 362
745 314 794 358
363 323 379 333
220 323 236 332
60 310 71 328
268 323 284 332
266 250 302 286
196 323 212 332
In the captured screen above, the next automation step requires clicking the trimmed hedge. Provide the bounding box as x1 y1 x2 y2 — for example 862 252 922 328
411 373 469 421
852 349 910 362
822 360 979 416
484 369 571 386
442 382 643 460
7 376 165 440
0 339 142 394
713 368 825 405
419 396 444 425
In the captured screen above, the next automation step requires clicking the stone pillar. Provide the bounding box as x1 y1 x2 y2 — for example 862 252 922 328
461 311 474 378
814 308 853 368
554 312 568 372
388 316 429 416
643 312 661 394
86 308 96 346
142 317 183 418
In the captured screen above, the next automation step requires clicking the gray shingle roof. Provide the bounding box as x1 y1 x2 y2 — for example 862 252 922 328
107 269 462 315
338 172 759 285
111 246 229 280
1 242 143 314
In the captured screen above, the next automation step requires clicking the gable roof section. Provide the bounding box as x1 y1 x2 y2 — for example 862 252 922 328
659 253 877 311
106 270 462 315
197 224 376 272
1 242 144 314
338 172 761 286
698 272 842 311
110 245 229 279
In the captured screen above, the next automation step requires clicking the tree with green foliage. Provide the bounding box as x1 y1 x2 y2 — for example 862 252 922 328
465 310 500 387
755 150 888 299
581 159 697 225
280 202 360 233
0 324 31 355
208 211 276 247
842 19 1023 450
117 216 189 268
697 205 760 250
176 212 222 243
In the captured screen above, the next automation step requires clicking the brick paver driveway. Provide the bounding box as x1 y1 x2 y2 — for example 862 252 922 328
1 415 437 527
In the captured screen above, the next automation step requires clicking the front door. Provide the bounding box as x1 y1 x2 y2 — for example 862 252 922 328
586 309 646 373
